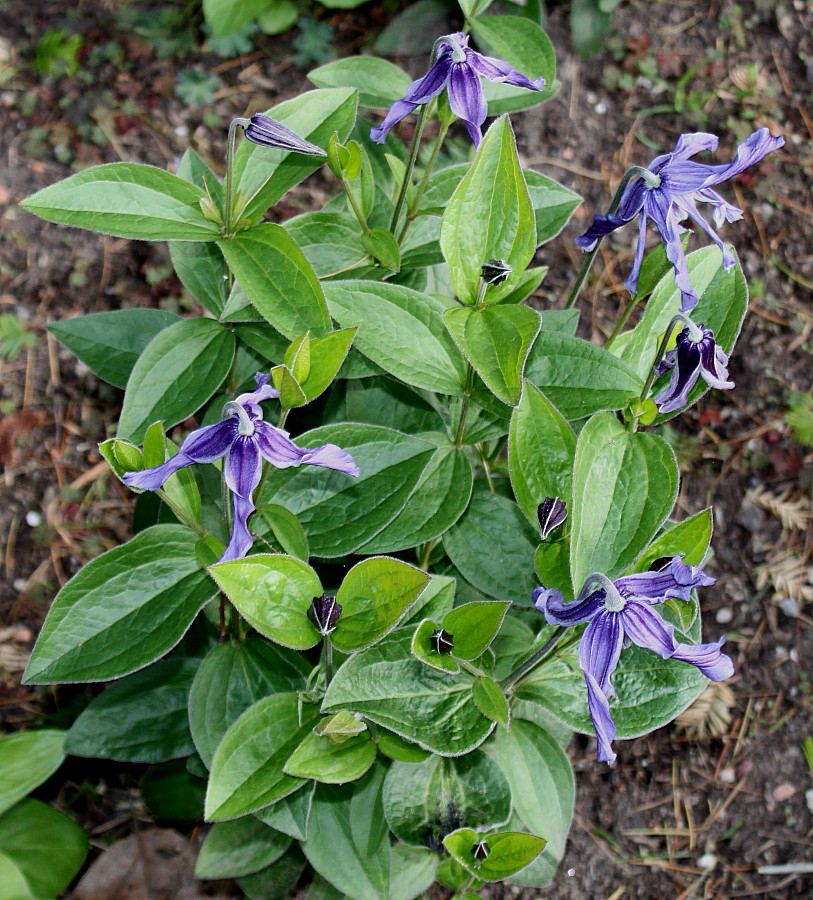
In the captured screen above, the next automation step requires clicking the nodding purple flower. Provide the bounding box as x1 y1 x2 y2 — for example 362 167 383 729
534 557 733 765
122 373 359 563
575 128 784 311
653 322 734 414
370 32 546 148
243 114 327 156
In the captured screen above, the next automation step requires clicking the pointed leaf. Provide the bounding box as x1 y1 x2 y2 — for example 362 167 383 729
443 601 511 661
284 732 376 784
0 730 65 817
472 676 510 726
196 818 292 878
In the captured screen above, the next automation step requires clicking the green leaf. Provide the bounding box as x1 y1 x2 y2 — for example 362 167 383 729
440 117 536 304
332 557 429 653
570 412 678 589
308 57 411 109
65 658 198 762
234 89 357 222
444 305 540 406
361 226 401 270
206 694 319 820
170 241 228 317
210 555 322 650
256 0 298 35
117 318 235 443
302 764 390 900
0 799 87 899
411 618 460 674
323 630 494 756
220 224 331 340
141 759 206 820
509 382 576 527
24 526 214 683
255 783 315 840
21 163 221 240
383 750 511 846
301 327 357 401
376 729 430 763
257 423 435 557
325 280 467 394
48 309 181 389
284 732 376 784
632 508 713 573
443 601 511 661
405 574 456 626
485 719 574 886
357 442 473 555
443 492 539 605
524 330 643 420
472 676 510 726
261 504 309 561
196 817 292 878
0 730 65 817
525 170 582 246
285 211 367 278
444 828 545 881
203 0 267 34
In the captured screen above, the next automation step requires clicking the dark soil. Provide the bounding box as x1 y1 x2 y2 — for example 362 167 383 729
0 1 811 898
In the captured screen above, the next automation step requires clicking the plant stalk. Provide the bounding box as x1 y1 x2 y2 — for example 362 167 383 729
389 103 432 235
500 626 566 692
155 488 207 538
397 120 450 244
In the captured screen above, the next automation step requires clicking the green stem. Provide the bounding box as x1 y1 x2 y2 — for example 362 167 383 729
277 407 290 430
324 638 334 686
458 658 487 678
605 295 640 350
389 102 432 235
454 365 475 447
478 445 495 493
342 175 371 235
397 120 450 244
418 538 437 571
155 488 207 538
222 118 244 237
500 626 566 692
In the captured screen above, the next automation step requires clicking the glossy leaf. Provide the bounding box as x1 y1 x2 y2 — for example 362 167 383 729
472 676 510 726
0 730 65 817
284 732 376 784
255 782 316 840
444 828 545 881
443 601 511 661
308 57 412 109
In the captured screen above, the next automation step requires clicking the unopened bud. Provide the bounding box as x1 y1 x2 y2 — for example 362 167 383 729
472 839 490 861
538 497 567 540
481 259 512 285
308 595 342 635
430 628 454 655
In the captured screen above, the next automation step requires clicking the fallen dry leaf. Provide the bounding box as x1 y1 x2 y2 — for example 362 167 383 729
0 409 47 467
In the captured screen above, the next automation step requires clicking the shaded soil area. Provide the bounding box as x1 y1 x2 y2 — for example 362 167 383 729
0 0 811 898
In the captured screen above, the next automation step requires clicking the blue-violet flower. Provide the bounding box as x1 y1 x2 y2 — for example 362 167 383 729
534 557 734 765
122 373 359 563
370 32 545 148
575 128 784 311
653 322 734 414
243 113 327 156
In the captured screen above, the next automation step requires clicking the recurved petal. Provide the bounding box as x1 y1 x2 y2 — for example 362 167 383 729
697 332 734 390
669 132 719 162
468 52 546 91
578 610 624 694
696 127 784 190
671 636 734 680
653 335 702 414
534 586 604 627
584 672 617 765
300 443 360 476
574 212 631 252
219 493 256 563
447 63 488 129
224 435 263 500
615 556 714 604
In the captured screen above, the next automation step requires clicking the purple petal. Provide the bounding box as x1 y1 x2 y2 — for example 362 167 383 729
535 586 604 627
574 212 630 252
695 187 743 228
671 636 734 680
578 610 624 694
697 329 734 390
615 556 714 604
370 57 452 143
224 435 263 500
644 190 699 312
584 672 617 765
653 331 702 414
122 420 235 492
538 497 567 540
673 195 736 269
254 421 359 475
234 373 280 418
468 52 546 91
575 179 647 253
669 132 719 163
623 210 649 296
447 63 488 130
220 493 256 563
463 119 484 148
695 127 784 190
300 444 360 476
244 114 327 156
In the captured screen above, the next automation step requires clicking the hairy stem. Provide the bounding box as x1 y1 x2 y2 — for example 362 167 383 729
605 295 640 350
500 626 566 692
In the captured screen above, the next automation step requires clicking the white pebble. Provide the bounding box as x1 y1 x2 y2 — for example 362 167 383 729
698 853 717 870
805 788 813 815
777 596 799 618
567 869 576 877
594 101 607 114
720 767 736 784
715 607 733 624
173 124 189 138
25 510 42 527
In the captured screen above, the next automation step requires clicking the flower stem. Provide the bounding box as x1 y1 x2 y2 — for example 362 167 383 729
324 638 334 687
389 102 432 235
342 175 371 235
478 445 495 493
454 364 475 447
604 295 640 350
500 626 566 692
155 488 207 538
397 120 450 244
222 118 243 238
418 538 437 571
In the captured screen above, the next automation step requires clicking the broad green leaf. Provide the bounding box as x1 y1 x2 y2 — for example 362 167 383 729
325 280 467 394
313 710 367 739
176 146 223 204
376 729 431 763
571 412 678 589
140 758 206 820
383 751 511 846
256 0 299 34
65 658 198 762
0 730 65 817
203 0 267 34
189 640 308 769
441 116 536 304
302 764 390 900
257 424 435 557
443 492 539 605
261 504 309 561
309 57 412 109
411 618 460 674
328 377 444 433
405 574 456 626
219 224 331 339
444 305 540 406
524 330 643 420
233 89 357 222
0 850 30 898
210 555 322 650
361 226 401 270
301 327 357 401
390 845 439 900
444 828 545 881
540 308 580 336
170 241 228 317
24 526 214 683
21 163 221 240
117 318 235 443
206 694 319 820
0 799 87 898
239 847 307 900
332 557 429 653
472 676 510 726
323 630 494 756
285 211 367 277
255 782 315 840
525 170 582 245
357 442 473 555
443 601 511 661
48 309 180 389
508 382 576 527
496 266 547 306
196 817 292 878
284 732 376 784
485 719 573 886
631 508 713 573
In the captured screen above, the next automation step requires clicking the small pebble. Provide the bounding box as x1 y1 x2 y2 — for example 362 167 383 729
715 607 733 624
173 124 189 138
777 597 799 618
805 789 813 815
720 767 736 784
566 869 576 877
594 101 607 114
698 853 717 870
25 510 42 527
773 783 796 802
13 578 26 592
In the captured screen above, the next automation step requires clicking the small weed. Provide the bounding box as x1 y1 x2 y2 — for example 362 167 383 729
0 313 37 360
293 18 335 68
33 30 83 77
175 68 220 106
785 392 813 447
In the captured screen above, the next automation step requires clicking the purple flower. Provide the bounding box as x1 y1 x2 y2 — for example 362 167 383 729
653 323 734 414
534 557 733 765
370 32 546 148
576 128 784 311
243 114 327 156
122 373 359 563
537 497 567 541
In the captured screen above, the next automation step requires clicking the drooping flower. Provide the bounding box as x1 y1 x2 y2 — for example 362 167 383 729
243 113 327 156
653 323 734 414
370 32 546 148
575 128 784 311
122 374 359 563
533 557 733 765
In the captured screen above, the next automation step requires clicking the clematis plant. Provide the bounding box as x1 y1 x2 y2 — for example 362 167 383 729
19 3 778 896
